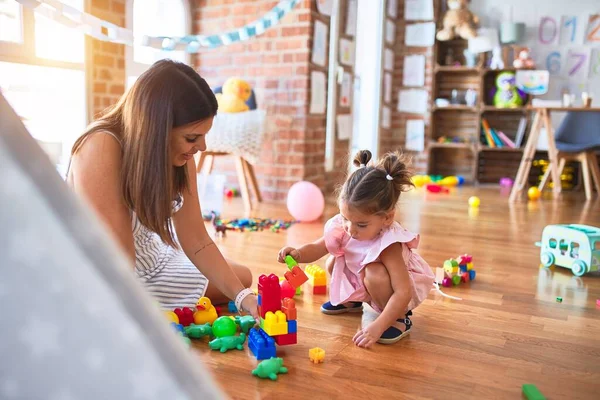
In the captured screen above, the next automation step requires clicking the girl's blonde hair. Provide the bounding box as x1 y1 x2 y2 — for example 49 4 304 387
339 150 414 214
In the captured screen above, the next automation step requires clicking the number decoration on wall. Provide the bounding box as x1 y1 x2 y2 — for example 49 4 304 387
545 50 562 75
566 48 591 79
586 14 600 43
560 16 582 45
539 16 559 45
590 49 600 78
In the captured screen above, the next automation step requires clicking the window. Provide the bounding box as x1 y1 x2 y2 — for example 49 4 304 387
549 238 557 249
559 239 568 255
570 242 580 259
0 1 85 169
595 241 600 251
0 1 23 43
126 0 190 87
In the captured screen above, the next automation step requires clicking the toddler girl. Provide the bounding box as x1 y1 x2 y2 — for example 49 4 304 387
278 150 434 348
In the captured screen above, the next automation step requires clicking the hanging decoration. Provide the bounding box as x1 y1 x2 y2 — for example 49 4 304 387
142 0 300 52
15 0 301 52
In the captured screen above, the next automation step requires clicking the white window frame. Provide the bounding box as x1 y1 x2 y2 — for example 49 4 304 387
125 0 192 82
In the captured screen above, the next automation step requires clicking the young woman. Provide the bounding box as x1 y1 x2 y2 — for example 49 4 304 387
68 60 258 318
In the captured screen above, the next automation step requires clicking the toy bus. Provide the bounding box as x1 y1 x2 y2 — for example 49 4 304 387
536 224 600 276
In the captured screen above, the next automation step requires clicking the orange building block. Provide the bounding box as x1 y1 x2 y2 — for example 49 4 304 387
281 298 297 321
305 264 327 286
284 265 308 289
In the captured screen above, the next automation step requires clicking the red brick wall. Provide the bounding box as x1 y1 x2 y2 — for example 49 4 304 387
193 0 323 201
88 0 126 118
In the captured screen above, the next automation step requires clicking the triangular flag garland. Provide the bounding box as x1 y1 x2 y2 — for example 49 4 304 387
15 0 300 52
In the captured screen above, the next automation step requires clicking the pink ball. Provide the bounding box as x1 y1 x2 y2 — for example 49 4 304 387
286 181 325 222
280 280 295 299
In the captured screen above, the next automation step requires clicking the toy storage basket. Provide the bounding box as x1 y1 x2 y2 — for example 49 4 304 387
205 109 267 165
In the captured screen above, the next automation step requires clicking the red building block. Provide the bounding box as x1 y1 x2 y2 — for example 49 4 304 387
258 274 282 318
284 266 308 289
173 307 195 327
274 332 297 346
281 297 297 321
313 285 327 295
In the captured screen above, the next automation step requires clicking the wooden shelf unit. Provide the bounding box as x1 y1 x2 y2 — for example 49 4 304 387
427 39 537 184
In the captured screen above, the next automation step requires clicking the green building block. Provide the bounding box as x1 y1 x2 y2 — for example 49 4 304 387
522 384 546 400
285 255 298 270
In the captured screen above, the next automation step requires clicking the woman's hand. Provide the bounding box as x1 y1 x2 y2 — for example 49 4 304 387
353 323 384 349
241 294 260 322
277 247 300 263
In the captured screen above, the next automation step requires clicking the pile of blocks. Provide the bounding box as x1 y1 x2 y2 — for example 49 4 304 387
439 254 476 287
305 264 326 294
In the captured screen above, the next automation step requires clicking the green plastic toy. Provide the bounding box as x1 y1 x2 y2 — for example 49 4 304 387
522 384 546 400
252 357 288 381
208 333 246 353
211 316 237 338
184 323 213 339
536 224 600 276
235 315 256 334
284 255 298 270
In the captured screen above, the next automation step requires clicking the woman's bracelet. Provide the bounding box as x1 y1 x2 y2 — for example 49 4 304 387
234 288 255 312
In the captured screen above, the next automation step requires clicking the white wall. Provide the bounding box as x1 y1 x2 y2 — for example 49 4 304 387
470 0 600 101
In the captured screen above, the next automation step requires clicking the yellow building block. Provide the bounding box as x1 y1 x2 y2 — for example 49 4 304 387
261 311 288 336
305 264 326 286
309 347 325 364
467 262 474 271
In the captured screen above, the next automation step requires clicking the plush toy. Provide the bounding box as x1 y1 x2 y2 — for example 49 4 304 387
436 0 479 41
215 77 252 113
492 72 526 108
513 49 536 69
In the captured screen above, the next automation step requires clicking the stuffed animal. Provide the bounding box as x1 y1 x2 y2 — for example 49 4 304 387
215 77 252 113
489 46 504 70
436 0 479 41
513 49 536 69
492 72 526 108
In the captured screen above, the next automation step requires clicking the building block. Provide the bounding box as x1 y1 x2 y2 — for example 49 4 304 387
459 265 468 273
313 285 327 295
258 274 281 317
460 272 470 283
309 347 325 364
261 311 288 336
173 307 194 327
248 328 276 360
274 332 297 346
257 294 262 306
282 298 297 321
288 320 297 333
457 254 472 264
442 277 452 287
469 270 476 281
284 265 308 289
452 275 461 285
284 255 298 270
522 384 546 400
295 285 302 296
228 301 238 313
280 280 296 299
305 265 327 286
467 262 474 271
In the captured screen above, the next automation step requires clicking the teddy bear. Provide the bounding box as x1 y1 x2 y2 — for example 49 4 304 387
215 77 252 113
513 48 536 69
436 0 479 41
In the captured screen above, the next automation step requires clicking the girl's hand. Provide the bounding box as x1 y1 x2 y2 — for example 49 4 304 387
241 294 260 322
353 324 384 348
277 247 300 263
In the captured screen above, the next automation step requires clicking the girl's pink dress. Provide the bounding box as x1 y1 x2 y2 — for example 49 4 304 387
324 214 435 313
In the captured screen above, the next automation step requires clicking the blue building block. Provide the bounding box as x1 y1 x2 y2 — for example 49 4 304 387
469 270 476 281
248 328 276 360
459 265 468 273
257 294 262 306
228 301 238 313
288 320 297 333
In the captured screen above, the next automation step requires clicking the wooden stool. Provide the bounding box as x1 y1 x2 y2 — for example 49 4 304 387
196 151 262 212
539 150 600 200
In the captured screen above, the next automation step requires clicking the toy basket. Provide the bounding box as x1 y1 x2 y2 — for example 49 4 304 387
205 109 267 165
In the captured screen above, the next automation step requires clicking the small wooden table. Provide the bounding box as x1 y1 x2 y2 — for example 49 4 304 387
509 106 600 202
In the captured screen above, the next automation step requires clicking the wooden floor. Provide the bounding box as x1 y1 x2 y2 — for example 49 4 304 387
192 187 600 400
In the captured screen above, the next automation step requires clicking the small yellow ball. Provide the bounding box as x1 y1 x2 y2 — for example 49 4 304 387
527 187 541 201
468 196 480 208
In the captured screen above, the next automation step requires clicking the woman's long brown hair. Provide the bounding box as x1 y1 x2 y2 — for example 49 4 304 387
72 60 218 248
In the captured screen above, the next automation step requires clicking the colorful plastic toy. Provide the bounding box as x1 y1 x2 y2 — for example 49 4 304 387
173 307 195 327
281 297 297 320
208 333 246 353
274 332 297 345
441 254 477 287
305 264 327 294
528 186 541 201
252 357 288 381
468 196 480 208
234 315 256 334
248 328 276 360
258 274 281 317
228 301 238 313
556 297 563 303
194 297 218 325
284 265 308 289
280 280 296 299
522 384 546 400
164 311 179 324
261 311 288 336
212 316 237 338
284 255 298 268
425 183 449 194
184 323 213 339
536 224 600 276
308 347 325 364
